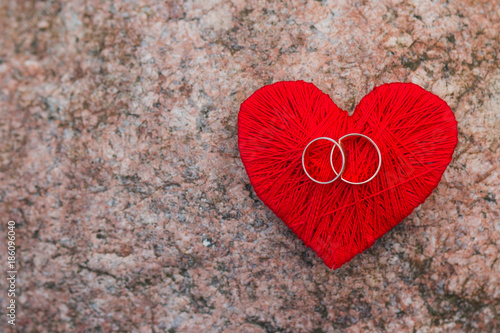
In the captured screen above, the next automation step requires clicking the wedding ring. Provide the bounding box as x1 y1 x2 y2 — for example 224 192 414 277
331 133 382 185
302 137 346 184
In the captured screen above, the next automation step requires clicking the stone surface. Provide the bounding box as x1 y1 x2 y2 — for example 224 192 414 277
0 0 499 332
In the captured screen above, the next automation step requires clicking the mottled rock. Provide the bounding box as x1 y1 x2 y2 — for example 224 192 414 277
0 0 498 332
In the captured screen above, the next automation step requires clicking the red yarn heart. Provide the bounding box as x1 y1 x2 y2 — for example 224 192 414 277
238 81 458 269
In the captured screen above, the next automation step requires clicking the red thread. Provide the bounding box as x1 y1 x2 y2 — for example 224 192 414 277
238 81 458 269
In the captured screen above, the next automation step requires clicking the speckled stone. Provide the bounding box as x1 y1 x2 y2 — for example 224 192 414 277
0 0 499 332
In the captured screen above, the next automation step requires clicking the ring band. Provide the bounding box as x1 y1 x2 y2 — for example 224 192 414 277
331 133 382 185
302 137 346 184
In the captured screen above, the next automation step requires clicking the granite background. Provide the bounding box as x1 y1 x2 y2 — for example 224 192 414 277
0 0 499 332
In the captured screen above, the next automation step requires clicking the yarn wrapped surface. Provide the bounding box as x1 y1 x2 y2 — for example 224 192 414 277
238 81 458 269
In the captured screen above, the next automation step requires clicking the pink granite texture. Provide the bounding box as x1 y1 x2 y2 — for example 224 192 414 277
0 0 499 332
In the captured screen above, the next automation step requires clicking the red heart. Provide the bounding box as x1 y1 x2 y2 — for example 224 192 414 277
238 81 458 269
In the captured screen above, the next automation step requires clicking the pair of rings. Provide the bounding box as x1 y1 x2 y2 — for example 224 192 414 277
301 133 382 185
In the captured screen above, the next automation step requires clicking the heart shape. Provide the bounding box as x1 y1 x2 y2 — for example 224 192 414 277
238 81 458 269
